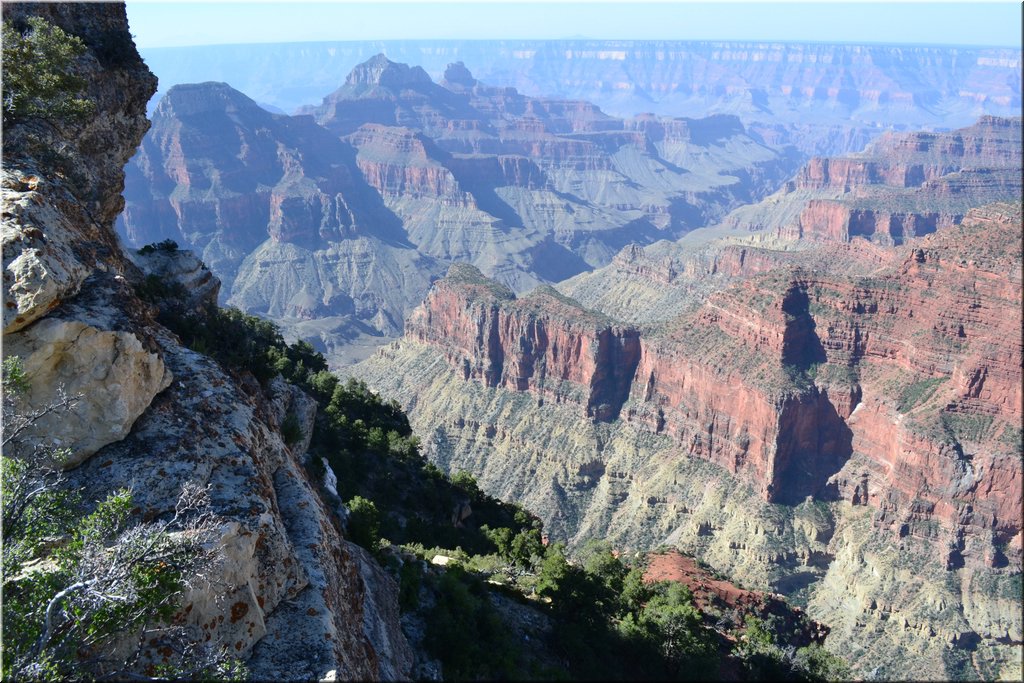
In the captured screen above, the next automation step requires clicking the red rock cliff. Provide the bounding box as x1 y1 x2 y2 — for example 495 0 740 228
775 117 1022 244
407 264 641 420
409 205 1022 566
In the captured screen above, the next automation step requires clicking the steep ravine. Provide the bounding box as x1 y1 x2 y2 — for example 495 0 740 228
2 3 411 678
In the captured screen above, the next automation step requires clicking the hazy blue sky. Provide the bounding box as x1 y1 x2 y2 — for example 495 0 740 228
126 1 1023 49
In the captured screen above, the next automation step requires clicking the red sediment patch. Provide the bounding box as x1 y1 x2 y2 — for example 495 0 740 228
643 550 762 612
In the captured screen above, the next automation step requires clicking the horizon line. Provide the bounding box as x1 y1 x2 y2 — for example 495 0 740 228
137 36 1024 51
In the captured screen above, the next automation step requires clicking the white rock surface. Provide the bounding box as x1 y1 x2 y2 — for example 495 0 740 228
2 172 92 334
4 317 172 466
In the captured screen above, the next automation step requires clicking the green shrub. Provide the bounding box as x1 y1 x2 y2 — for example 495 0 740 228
2 356 30 394
281 412 303 446
794 643 852 682
450 470 483 502
2 17 94 125
158 305 321 387
735 615 794 680
424 568 520 679
137 238 179 255
134 273 188 304
345 496 381 551
625 581 719 680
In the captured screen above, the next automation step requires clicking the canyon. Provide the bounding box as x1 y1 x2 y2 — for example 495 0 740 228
5 3 1021 680
118 55 799 364
353 193 1022 679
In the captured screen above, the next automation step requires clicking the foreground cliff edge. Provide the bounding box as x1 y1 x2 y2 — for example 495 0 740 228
2 4 413 678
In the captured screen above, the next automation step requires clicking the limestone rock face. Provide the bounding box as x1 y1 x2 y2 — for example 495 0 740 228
68 337 411 678
4 317 172 466
2 173 92 333
3 2 155 334
2 3 412 678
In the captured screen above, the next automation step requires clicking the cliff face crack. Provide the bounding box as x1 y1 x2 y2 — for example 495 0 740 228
586 327 642 422
484 303 504 386
780 282 827 372
770 389 853 505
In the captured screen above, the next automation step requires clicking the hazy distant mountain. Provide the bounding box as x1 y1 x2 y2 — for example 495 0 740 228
141 39 1022 154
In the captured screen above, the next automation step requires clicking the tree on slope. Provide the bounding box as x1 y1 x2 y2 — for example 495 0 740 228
1 357 241 680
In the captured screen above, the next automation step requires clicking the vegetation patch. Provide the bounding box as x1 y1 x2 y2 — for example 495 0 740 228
940 411 996 443
896 376 948 413
2 17 95 126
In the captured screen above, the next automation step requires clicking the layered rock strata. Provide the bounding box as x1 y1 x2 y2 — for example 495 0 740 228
354 203 1022 679
719 116 1022 245
407 264 641 421
399 204 1022 556
2 3 410 678
117 79 446 363
120 56 800 365
140 39 1023 155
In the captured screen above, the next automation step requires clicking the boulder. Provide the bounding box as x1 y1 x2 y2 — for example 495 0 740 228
4 317 172 467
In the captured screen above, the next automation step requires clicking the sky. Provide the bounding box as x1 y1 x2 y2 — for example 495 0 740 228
125 1 1024 49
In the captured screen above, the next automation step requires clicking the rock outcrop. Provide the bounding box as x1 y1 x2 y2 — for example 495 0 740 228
407 264 641 421
2 3 411 678
3 316 172 465
2 173 94 334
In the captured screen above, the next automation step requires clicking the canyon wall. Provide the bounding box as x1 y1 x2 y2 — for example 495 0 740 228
716 116 1022 245
354 203 1022 679
406 264 641 421
120 56 800 365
